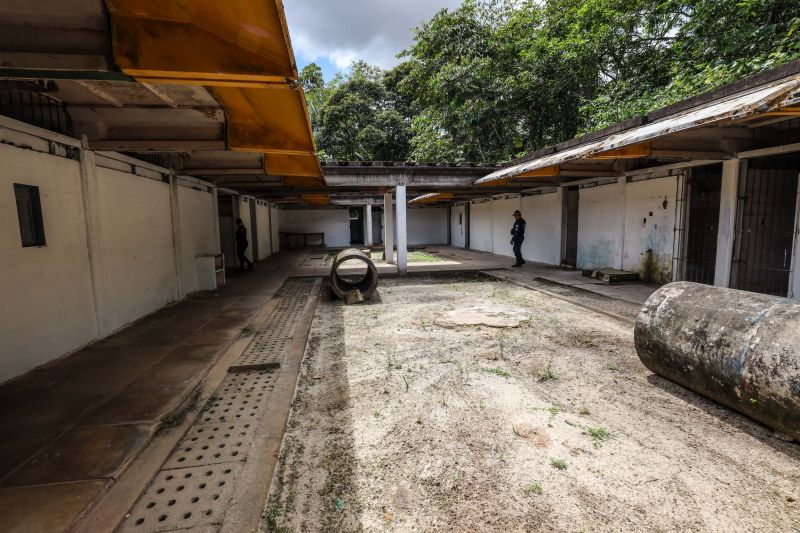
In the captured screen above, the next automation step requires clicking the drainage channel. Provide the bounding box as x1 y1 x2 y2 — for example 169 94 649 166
118 278 319 533
484 270 640 324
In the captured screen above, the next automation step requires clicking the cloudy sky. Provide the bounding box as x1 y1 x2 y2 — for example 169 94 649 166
284 0 463 80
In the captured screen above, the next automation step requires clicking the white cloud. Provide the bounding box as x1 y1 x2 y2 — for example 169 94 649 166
284 0 463 69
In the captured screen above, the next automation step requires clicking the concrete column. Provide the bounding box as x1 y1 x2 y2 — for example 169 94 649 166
78 136 102 337
168 171 184 299
618 177 628 270
396 186 408 274
364 204 373 247
384 192 395 264
211 187 221 255
790 173 800 300
714 159 743 288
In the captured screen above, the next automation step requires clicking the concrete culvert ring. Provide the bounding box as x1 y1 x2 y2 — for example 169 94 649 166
330 248 379 303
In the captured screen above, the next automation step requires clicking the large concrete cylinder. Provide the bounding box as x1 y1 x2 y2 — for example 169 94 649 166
329 248 379 303
635 282 800 441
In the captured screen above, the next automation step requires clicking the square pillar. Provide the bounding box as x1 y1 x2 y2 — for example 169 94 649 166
364 204 373 247
384 192 395 264
715 159 743 288
396 186 408 274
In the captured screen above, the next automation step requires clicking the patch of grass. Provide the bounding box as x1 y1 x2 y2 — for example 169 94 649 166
550 458 568 470
547 404 559 426
578 406 591 416
523 482 543 495
537 360 558 382
585 426 611 447
607 363 621 372
373 410 381 418
482 367 511 378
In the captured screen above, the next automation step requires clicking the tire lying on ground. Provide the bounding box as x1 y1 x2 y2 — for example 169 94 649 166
329 248 379 304
635 281 800 441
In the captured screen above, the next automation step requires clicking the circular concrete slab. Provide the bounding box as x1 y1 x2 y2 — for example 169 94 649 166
435 305 528 328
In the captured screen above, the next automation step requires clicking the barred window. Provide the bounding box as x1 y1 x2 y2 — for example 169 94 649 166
13 184 46 247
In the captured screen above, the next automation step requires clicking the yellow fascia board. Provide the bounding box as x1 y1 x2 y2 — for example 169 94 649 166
214 85 317 158
590 141 652 160
515 165 560 178
105 0 298 84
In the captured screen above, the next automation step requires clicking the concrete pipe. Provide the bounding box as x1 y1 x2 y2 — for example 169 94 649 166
330 248 379 304
635 282 800 441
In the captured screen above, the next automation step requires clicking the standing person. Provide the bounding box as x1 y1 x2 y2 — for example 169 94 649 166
235 218 254 271
510 210 526 267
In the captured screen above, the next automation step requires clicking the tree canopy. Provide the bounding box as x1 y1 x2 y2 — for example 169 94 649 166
302 0 800 163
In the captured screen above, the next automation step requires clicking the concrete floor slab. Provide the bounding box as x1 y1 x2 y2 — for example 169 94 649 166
2 425 151 486
0 480 109 533
0 391 106 433
160 344 228 365
80 383 197 426
0 431 59 481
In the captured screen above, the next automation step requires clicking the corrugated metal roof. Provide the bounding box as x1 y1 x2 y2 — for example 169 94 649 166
477 76 800 184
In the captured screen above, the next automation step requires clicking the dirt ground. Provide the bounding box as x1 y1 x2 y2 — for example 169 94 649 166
261 275 800 532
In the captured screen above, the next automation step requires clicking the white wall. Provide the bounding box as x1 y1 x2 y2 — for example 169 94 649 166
408 206 448 245
0 143 98 383
521 191 562 265
450 204 466 248
0 117 230 384
279 208 351 247
255 201 272 260
622 177 677 283
577 180 625 270
491 197 521 257
178 184 216 294
470 201 493 252
92 167 177 336
270 205 280 252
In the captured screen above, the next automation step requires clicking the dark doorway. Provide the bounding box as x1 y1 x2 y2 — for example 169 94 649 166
562 187 579 266
682 165 722 285
731 156 800 297
349 207 363 244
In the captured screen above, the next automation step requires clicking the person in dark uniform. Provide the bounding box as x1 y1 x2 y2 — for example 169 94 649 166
510 210 526 267
235 218 253 271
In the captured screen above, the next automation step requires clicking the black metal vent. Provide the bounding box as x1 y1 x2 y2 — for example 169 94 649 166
0 90 73 136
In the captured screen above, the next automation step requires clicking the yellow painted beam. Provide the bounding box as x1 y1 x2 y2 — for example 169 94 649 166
411 192 455 204
213 85 317 156
268 153 323 179
590 141 651 160
104 0 297 84
515 165 560 178
301 194 330 206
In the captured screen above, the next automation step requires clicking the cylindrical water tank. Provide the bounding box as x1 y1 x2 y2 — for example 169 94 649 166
635 282 800 441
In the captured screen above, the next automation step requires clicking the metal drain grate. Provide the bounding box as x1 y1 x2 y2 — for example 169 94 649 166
164 423 255 469
232 332 291 371
197 372 276 425
120 463 242 532
230 278 314 372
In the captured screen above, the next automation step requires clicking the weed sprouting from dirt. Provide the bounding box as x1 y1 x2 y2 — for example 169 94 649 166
523 482 543 495
483 367 511 378
537 360 558 382
550 458 568 470
387 349 402 371
578 406 591 416
586 426 611 447
607 363 621 372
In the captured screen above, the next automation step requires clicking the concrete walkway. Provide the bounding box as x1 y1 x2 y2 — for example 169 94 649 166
0 251 306 532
